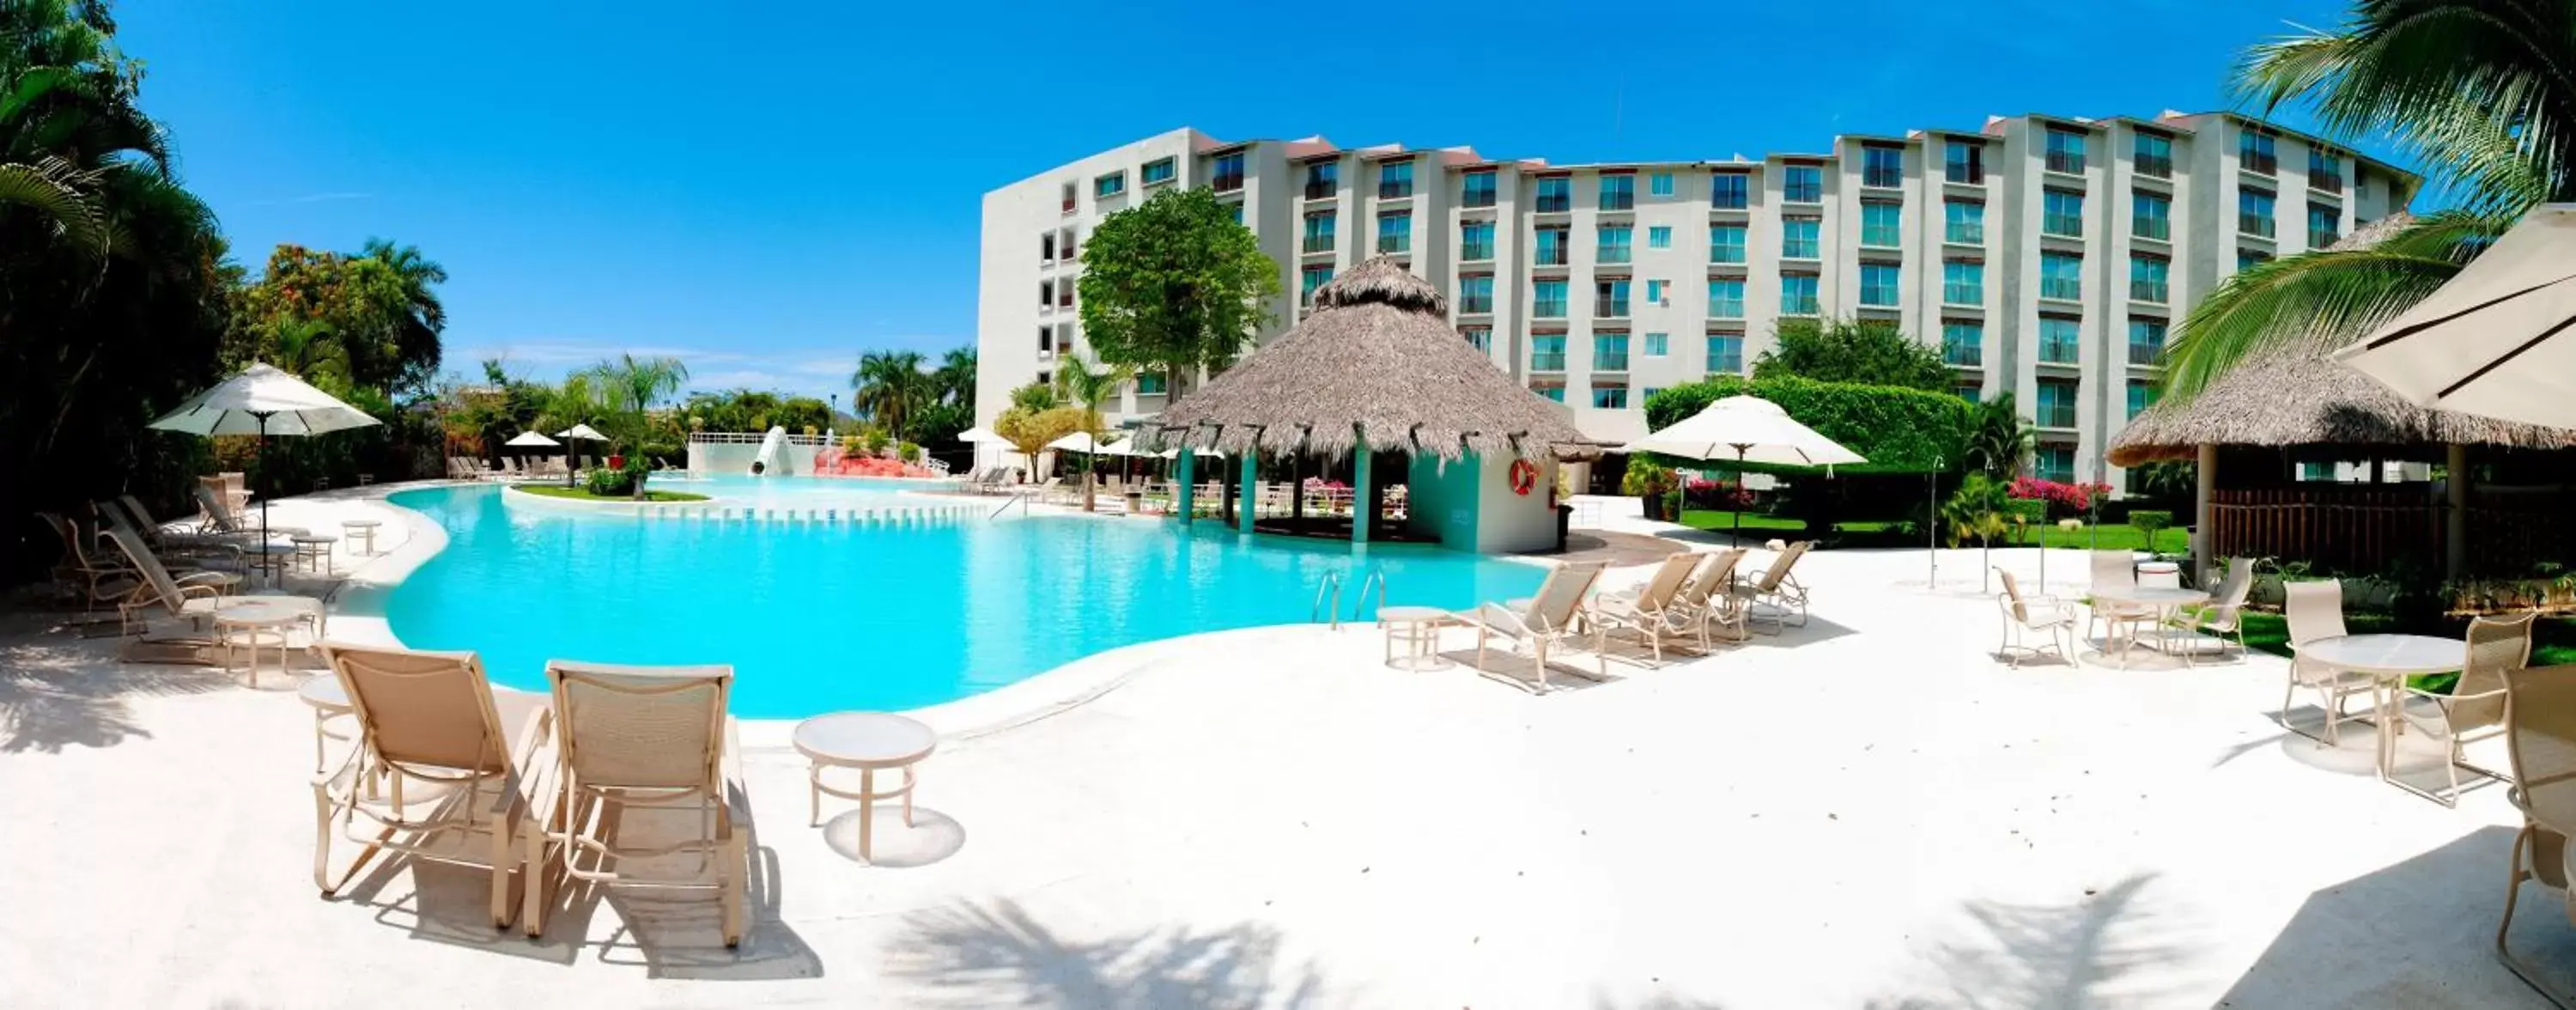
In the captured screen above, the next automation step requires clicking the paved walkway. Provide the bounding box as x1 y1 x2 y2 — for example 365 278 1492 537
2 486 2569 1007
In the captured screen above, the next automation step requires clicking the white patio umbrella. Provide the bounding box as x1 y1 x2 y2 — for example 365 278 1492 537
957 425 1011 445
554 423 607 488
2335 204 2576 428
149 362 381 574
1619 395 1865 539
505 431 560 447
1156 447 1224 459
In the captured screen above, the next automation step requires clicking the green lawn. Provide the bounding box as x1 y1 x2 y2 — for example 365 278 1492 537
513 484 709 503
1676 508 2186 553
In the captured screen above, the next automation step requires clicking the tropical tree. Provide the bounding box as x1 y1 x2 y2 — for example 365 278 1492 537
582 353 688 494
992 405 1084 488
359 237 448 393
1076 187 1282 395
1963 393 2037 481
1750 318 1952 392
1008 380 1060 413
1051 352 1134 511
933 346 976 405
2165 1 2576 398
850 350 931 441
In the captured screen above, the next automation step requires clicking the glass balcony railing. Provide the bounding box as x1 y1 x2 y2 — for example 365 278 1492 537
2242 152 2278 175
2310 228 2340 248
1301 234 1334 253
1595 351 1629 372
2135 217 2170 240
1944 283 1983 306
2040 342 2080 365
2130 280 2168 302
1595 299 1630 319
1534 242 1569 266
1596 246 1631 265
1944 342 1982 367
2309 171 2343 194
2038 405 2076 429
1533 300 1567 319
2044 214 2083 237
1379 180 1413 199
1303 181 1334 199
1458 294 1492 313
1461 242 1493 261
1534 194 1571 213
1462 184 1497 208
1212 173 1244 192
1946 222 1984 244
2041 279 2081 300
2135 155 2172 179
1530 352 1566 372
2239 214 2276 238
2128 341 2160 366
1783 295 1819 315
1378 234 1411 254
2045 151 2084 174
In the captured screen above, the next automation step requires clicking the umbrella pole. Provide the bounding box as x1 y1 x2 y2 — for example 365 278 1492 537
1733 446 1746 544
256 411 272 584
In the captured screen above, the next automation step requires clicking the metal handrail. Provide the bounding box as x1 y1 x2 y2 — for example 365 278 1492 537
1313 572 1344 627
1351 569 1387 624
988 491 1031 520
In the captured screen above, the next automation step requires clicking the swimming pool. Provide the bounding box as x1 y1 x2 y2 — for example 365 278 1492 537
383 484 1546 716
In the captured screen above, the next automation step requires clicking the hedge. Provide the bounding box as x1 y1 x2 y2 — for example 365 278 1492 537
1641 374 1970 475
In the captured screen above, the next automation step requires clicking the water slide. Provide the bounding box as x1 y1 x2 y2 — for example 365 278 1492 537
752 425 791 476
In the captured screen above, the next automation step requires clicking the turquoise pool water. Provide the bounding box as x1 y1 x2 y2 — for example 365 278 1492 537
644 472 950 508
383 484 1546 716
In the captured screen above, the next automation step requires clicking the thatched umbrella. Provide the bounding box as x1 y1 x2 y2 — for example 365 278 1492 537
1133 257 1588 540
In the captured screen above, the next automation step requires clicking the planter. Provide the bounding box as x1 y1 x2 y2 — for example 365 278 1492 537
1640 494 1670 522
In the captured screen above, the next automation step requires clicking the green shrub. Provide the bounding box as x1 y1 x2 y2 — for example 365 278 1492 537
2129 509 2173 535
1619 454 1675 496
2003 499 2047 526
898 441 922 463
1643 374 1969 475
864 429 890 454
586 465 635 496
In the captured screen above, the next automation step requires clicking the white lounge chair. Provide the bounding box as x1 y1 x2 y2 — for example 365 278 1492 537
38 512 137 610
1996 568 2078 668
1457 560 1608 692
1728 541 1813 632
1589 552 1711 666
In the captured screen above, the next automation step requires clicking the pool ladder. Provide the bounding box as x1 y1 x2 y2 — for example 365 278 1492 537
1310 568 1387 630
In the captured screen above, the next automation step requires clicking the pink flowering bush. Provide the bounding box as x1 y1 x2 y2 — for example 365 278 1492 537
2008 476 2112 516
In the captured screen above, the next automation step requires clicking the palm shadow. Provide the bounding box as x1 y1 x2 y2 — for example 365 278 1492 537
0 637 232 753
886 898 1327 1009
1868 873 2186 1008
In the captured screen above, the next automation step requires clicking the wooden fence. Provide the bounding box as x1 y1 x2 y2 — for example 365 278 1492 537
2208 487 2576 575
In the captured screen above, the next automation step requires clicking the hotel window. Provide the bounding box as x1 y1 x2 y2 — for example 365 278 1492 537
1461 221 1495 261
2129 254 2170 303
1037 325 1053 354
1643 332 1669 356
2308 203 2340 247
1599 173 1635 210
1644 279 1668 303
1860 264 1900 307
1038 279 1053 309
1648 225 1673 250
2239 249 2273 271
1862 202 1902 247
1595 279 1631 318
1377 210 1413 254
2239 189 2276 238
2043 190 2084 237
1303 161 1337 199
1710 224 1747 264
1535 175 1572 213
1533 280 1568 319
1137 372 1167 395
1862 145 1905 188
1592 384 1630 410
1060 228 1077 260
1781 217 1820 259
1597 225 1633 265
1955 381 1983 403
1095 171 1127 198
2132 192 2171 240
2133 131 2174 179
2041 252 2082 300
1944 199 1984 243
2307 149 2344 192
1706 332 1746 374
1229 203 1242 224
1040 231 1056 263
2045 128 2086 173
1060 180 1078 215
1942 260 1983 305
1945 140 1984 184
1710 172 1749 210
1649 172 1675 197
1141 157 1176 187
1461 169 1497 208
2037 380 2078 429
1461 326 1492 353
1781 274 1820 315
2035 443 2075 482
1531 333 1567 371
1302 211 1336 253
2239 129 2277 174
2039 316 2081 364
1535 226 1570 265
1211 151 1245 192
2128 318 2166 365
1708 279 1745 319
1377 159 1414 198
1458 275 1494 313
1783 165 1823 203
1941 320 1983 367
1533 381 1566 403
1594 332 1631 372
1298 265 1333 307
2128 380 2156 419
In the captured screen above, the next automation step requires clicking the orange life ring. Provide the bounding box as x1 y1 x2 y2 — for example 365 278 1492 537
1507 459 1538 496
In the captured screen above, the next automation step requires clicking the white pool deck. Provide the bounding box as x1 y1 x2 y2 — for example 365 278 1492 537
5 485 2573 1007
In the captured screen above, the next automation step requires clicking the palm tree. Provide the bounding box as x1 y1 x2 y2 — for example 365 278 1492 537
360 238 448 392
2164 1 2576 399
850 350 930 441
1053 353 1133 512
585 352 689 447
933 347 976 405
1963 394 2036 481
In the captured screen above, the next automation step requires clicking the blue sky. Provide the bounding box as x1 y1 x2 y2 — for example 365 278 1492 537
120 0 2405 401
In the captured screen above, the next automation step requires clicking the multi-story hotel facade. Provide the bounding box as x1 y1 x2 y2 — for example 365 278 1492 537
975 113 2415 492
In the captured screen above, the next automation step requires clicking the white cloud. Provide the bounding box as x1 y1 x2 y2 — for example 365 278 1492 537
445 337 964 401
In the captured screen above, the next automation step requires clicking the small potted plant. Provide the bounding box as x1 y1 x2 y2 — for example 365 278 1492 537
1622 455 1677 521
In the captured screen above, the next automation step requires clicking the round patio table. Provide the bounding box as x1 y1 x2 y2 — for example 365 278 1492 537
1380 605 1452 671
290 534 337 574
2088 586 2208 668
340 519 382 556
214 599 304 688
297 673 356 774
793 712 936 863
2298 634 2464 785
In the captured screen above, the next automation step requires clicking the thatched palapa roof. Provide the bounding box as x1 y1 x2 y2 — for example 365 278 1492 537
1134 257 1589 460
2106 213 2576 466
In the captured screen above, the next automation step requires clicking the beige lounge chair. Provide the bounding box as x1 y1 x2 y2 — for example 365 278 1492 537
99 525 236 660
1457 560 1608 691
1728 541 1813 632
2283 580 2375 748
1996 567 2078 668
2498 664 2576 1005
2394 612 2533 806
98 499 245 572
312 643 552 929
2170 557 2255 661
2086 550 2157 654
1677 547 1751 648
39 512 138 610
1589 552 1711 666
523 660 749 946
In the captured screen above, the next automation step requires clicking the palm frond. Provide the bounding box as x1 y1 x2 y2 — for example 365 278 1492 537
0 155 106 256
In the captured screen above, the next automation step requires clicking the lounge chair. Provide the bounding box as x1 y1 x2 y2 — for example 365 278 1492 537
2394 612 2533 806
1728 540 1813 632
1996 568 2078 668
99 525 239 661
311 643 552 929
2086 550 2157 654
523 660 749 946
2497 663 2576 1004
38 512 138 610
2169 557 2256 662
2282 580 2375 748
98 499 245 572
1456 560 1608 692
1588 552 1711 666
1675 547 1751 648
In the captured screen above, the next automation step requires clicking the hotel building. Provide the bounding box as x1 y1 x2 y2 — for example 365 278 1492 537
975 113 2416 491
